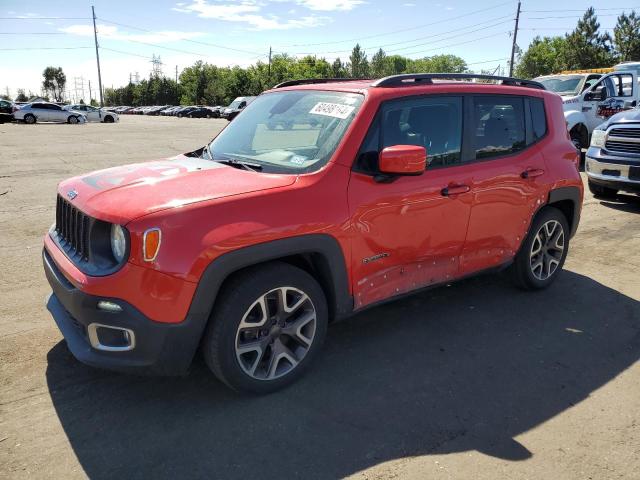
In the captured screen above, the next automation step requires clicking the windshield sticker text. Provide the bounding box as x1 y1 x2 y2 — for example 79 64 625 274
309 102 355 119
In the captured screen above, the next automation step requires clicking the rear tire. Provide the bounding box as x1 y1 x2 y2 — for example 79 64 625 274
24 114 36 124
509 206 569 290
588 180 618 199
202 262 328 394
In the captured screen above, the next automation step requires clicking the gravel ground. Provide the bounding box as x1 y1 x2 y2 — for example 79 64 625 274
0 115 639 480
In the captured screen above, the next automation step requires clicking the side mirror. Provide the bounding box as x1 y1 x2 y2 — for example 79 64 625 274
585 86 607 101
378 145 426 177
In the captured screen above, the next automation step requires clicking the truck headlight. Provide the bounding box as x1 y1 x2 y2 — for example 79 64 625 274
591 129 606 148
110 224 127 263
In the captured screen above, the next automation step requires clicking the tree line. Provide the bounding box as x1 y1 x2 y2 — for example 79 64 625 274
515 8 640 78
103 50 468 106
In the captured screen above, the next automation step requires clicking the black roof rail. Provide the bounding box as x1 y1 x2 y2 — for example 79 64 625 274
273 78 370 89
371 73 545 90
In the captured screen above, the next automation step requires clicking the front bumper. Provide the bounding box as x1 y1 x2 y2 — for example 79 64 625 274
44 249 202 375
585 147 640 193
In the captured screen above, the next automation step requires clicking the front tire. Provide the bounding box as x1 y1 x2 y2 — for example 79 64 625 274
588 180 618 199
67 115 79 124
202 262 328 394
509 206 569 290
103 115 114 123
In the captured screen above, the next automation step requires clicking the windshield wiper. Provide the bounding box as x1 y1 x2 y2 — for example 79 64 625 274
213 156 262 172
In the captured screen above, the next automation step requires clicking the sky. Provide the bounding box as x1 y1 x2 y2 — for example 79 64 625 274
0 0 636 100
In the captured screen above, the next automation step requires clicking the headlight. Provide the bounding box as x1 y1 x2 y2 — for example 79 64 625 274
591 129 606 148
110 224 127 263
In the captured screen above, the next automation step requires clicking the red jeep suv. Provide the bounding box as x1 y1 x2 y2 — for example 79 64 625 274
44 74 583 393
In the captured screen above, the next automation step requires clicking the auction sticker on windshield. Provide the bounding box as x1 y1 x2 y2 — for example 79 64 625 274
309 102 355 119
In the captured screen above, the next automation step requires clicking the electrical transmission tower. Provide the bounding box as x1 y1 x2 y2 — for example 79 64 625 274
73 76 86 103
150 55 163 78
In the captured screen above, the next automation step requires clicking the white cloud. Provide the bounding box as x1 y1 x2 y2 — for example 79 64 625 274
60 24 205 44
173 1 333 30
295 0 364 11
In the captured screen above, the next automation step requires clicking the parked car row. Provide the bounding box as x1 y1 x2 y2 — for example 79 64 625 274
105 96 257 121
1 100 119 124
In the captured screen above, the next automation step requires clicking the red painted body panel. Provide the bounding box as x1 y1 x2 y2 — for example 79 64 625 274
44 234 196 323
46 81 583 324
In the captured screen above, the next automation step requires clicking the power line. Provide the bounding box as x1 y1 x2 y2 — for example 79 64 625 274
282 16 514 56
0 46 93 50
0 32 69 35
0 16 90 20
399 31 511 58
524 13 629 20
273 0 514 48
522 6 639 12
97 17 262 55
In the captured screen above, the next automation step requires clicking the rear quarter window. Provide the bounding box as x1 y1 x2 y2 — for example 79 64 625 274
530 98 547 141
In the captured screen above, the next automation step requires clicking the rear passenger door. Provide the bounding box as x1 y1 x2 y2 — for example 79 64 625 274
348 95 473 308
460 95 548 275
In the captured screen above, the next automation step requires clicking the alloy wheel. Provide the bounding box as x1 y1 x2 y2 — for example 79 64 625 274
529 220 565 281
235 287 316 381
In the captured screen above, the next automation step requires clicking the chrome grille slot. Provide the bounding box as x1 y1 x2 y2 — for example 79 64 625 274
604 140 640 154
609 128 640 139
605 127 640 155
55 195 91 261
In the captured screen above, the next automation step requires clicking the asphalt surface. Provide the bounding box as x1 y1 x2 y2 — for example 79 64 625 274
0 116 639 479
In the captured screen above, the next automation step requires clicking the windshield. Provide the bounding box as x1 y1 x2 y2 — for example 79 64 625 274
536 75 585 96
207 90 363 173
227 100 243 109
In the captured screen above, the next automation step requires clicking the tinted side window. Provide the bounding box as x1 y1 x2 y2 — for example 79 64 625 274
49 104 62 110
473 96 525 159
530 98 547 141
32 103 45 109
381 96 462 167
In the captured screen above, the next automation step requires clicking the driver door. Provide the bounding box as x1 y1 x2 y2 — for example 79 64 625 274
583 72 637 131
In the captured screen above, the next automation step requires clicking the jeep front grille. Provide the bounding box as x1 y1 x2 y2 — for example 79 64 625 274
605 127 640 155
55 195 91 261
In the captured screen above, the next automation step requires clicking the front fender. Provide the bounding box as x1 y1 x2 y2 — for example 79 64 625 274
564 110 587 132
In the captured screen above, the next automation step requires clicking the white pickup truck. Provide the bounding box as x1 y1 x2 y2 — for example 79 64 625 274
534 70 638 150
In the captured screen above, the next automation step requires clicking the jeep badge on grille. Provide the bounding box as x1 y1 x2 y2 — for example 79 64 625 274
67 189 78 200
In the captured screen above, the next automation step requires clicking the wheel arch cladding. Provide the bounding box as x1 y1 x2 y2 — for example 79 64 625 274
190 233 352 326
547 186 581 238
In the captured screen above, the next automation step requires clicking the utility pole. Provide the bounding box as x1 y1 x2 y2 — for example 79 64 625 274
175 65 178 83
509 0 521 77
268 46 272 80
92 6 104 107
88 80 93 104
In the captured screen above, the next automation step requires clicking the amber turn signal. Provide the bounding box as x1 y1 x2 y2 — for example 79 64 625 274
143 228 161 262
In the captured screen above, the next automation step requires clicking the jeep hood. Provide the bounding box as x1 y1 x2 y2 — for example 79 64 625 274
57 154 296 224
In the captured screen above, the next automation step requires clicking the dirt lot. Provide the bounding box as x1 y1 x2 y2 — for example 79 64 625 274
1 116 639 479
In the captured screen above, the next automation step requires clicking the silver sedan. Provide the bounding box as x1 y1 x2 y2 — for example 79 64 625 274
13 102 86 124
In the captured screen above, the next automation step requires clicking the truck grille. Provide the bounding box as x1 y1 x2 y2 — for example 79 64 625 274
605 128 640 155
55 195 91 261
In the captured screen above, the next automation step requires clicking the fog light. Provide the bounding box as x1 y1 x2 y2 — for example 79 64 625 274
97 300 123 312
87 323 135 352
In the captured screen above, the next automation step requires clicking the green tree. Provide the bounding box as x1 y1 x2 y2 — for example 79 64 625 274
42 66 66 102
370 48 388 77
515 36 568 78
614 11 640 61
349 43 369 78
331 58 348 77
15 89 28 102
563 7 615 69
